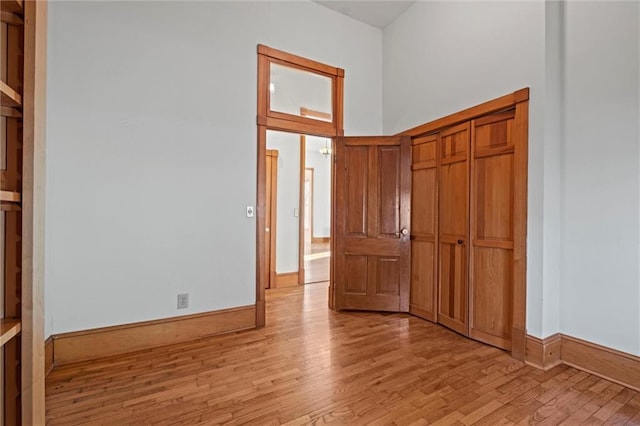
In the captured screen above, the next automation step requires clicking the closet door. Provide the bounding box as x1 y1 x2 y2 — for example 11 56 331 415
437 123 470 335
469 111 516 350
410 134 438 321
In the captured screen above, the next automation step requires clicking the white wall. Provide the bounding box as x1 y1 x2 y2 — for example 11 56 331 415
45 1 382 336
305 136 332 238
560 1 639 355
383 1 548 338
266 131 300 274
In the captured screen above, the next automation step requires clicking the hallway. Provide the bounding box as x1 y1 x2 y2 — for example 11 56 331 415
46 283 640 425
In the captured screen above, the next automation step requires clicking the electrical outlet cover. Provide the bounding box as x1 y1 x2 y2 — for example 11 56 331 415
177 293 189 309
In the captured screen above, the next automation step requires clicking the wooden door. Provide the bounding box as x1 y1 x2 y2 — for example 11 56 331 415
469 111 517 350
334 136 411 312
410 134 438 321
265 150 278 289
437 123 470 335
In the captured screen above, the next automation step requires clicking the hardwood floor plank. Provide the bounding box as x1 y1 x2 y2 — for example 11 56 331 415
46 283 640 425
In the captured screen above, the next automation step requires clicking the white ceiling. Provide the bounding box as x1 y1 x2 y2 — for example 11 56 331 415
312 1 416 29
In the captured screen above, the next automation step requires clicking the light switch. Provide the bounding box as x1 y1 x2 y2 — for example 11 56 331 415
246 206 254 218
294 208 299 217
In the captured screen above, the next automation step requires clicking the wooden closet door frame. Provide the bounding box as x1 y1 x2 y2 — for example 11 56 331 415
399 88 529 360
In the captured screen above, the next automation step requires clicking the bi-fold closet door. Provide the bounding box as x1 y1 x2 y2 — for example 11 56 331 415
410 109 519 352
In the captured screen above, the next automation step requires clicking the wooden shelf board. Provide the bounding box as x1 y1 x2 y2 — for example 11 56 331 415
0 202 21 212
0 81 22 107
0 0 24 15
0 10 23 25
0 190 21 202
0 106 22 118
0 319 21 347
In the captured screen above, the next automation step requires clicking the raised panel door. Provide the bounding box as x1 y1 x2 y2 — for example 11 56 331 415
335 136 411 312
437 123 470 335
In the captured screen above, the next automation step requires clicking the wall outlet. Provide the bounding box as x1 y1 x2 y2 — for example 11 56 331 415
177 293 189 309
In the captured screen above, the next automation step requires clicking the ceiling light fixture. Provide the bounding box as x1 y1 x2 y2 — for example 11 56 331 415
320 139 332 158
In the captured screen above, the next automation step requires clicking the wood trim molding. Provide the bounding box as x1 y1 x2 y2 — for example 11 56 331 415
257 44 342 77
561 334 640 392
298 135 307 286
311 237 330 244
44 336 53 376
274 272 299 288
399 88 529 138
21 0 48 423
525 333 561 370
525 333 640 392
300 107 331 121
52 305 256 366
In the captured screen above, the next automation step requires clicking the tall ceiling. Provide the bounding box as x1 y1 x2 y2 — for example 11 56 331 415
312 1 416 29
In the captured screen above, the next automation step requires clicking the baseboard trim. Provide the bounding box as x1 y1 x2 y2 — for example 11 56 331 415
45 336 54 376
311 237 330 244
52 305 256 366
525 333 640 392
274 272 299 288
525 333 561 370
561 334 640 392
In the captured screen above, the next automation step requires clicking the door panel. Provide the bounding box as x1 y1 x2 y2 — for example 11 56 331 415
470 111 516 350
471 247 513 349
346 147 368 236
410 134 438 321
438 123 470 335
376 257 400 295
335 136 411 312
345 256 367 294
378 147 401 237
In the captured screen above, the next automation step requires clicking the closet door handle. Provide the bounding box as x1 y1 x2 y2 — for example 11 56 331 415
457 239 464 245
401 228 409 236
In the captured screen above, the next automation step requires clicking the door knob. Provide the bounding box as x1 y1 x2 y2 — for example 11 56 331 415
401 228 409 235
266 228 270 232
457 239 464 245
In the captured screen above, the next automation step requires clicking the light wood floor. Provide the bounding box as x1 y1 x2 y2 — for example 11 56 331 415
46 283 640 425
304 242 330 284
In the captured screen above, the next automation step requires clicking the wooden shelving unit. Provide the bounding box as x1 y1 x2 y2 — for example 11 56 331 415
1 0 27 424
1 0 48 423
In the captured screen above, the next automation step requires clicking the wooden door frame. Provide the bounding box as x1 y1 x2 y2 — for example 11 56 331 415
256 45 344 326
304 167 314 244
298 137 306 285
265 150 278 289
398 88 529 361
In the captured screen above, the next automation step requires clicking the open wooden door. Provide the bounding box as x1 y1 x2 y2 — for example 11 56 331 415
334 136 411 311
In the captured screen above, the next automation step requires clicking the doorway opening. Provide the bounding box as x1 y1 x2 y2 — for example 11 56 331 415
302 136 331 284
256 45 344 326
263 130 332 290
